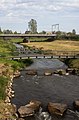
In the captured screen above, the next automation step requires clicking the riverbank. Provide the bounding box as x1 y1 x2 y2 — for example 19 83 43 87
0 58 33 120
61 58 79 75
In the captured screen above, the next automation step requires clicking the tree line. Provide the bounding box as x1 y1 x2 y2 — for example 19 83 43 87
0 19 79 40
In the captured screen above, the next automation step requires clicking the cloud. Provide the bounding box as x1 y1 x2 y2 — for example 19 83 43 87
0 0 79 15
0 0 79 32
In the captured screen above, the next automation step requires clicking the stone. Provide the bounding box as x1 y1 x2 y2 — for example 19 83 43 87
48 102 67 116
18 105 34 117
54 69 66 75
73 100 79 111
14 70 20 77
18 118 25 120
29 100 42 111
5 96 10 103
26 70 37 75
66 68 74 74
12 104 17 113
44 72 52 76
58 69 66 75
18 100 41 117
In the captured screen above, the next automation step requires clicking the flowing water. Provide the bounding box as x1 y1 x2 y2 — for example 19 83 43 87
12 59 79 120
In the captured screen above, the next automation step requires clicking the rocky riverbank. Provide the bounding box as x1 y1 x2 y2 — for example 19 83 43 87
0 63 20 120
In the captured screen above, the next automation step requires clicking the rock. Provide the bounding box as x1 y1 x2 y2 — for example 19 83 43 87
5 96 10 103
18 105 35 117
58 69 66 75
12 104 17 113
14 70 20 78
44 72 52 76
18 100 41 117
18 118 25 120
26 70 37 75
29 100 42 111
73 100 79 111
54 69 66 75
66 68 74 74
48 102 67 116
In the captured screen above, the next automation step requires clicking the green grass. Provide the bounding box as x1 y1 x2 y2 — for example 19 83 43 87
0 39 33 100
0 76 8 99
11 38 23 43
29 37 47 42
64 59 79 69
0 39 16 57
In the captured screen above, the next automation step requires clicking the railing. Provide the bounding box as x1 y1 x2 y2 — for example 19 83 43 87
0 34 56 37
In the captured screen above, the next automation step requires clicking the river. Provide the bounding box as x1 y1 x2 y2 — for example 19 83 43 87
12 58 79 120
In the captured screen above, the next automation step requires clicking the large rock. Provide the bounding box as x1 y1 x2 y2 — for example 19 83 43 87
18 100 41 118
44 71 52 76
48 102 67 116
26 70 37 75
58 69 66 75
73 100 79 111
54 69 66 75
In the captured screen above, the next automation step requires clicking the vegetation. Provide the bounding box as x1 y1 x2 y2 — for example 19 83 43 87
28 19 37 34
0 76 8 99
0 38 33 100
10 38 23 43
0 39 16 57
64 58 79 69
22 40 79 51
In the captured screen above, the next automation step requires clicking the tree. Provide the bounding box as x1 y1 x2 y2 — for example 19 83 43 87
28 19 37 34
39 31 46 34
3 29 13 34
0 27 2 34
14 31 17 34
72 29 76 35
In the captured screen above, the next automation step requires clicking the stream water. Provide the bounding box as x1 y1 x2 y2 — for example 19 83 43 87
12 58 79 120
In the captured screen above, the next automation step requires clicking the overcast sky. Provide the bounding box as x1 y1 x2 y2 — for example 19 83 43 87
0 0 79 33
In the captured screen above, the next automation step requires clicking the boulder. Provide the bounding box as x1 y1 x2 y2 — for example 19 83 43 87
44 72 52 76
66 68 74 74
48 102 67 116
26 70 37 75
58 69 66 75
18 100 41 118
54 69 66 75
73 100 79 111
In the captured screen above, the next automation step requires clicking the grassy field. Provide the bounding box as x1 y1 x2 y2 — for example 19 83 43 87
22 40 79 51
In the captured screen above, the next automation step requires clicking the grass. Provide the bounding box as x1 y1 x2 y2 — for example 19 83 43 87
64 58 79 69
0 58 33 100
10 38 23 43
0 39 16 57
22 40 79 51
0 76 8 99
0 39 33 100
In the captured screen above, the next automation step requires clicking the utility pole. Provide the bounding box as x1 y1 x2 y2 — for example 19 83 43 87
52 24 59 33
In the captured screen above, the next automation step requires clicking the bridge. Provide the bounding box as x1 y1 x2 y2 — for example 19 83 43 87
0 34 56 38
11 55 79 60
10 50 79 60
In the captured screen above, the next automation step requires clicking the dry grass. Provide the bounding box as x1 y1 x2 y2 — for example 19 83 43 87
22 40 79 51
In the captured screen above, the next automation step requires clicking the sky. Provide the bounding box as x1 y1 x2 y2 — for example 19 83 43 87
0 0 79 33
